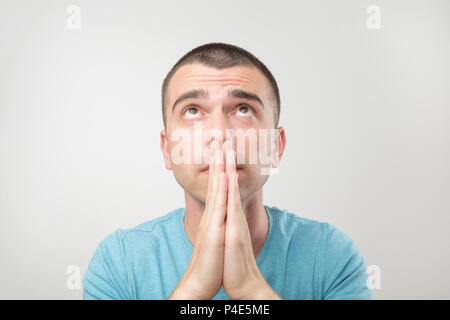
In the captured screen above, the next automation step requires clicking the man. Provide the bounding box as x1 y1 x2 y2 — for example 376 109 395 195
83 42 372 300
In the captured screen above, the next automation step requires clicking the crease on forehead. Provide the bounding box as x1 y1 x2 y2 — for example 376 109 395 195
169 64 269 102
184 68 257 85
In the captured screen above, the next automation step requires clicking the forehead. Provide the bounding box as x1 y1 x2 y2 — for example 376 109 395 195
167 63 272 105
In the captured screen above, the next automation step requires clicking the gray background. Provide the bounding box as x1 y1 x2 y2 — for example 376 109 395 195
0 0 449 299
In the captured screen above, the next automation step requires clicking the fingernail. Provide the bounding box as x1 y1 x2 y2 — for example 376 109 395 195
215 149 223 164
226 149 233 162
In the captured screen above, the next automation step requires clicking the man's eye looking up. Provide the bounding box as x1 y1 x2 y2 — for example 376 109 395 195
182 104 254 119
183 106 200 119
236 105 253 117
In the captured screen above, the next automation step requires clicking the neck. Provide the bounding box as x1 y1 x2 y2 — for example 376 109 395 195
183 188 269 259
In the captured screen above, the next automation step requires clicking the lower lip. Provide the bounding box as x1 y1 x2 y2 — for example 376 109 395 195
201 168 243 174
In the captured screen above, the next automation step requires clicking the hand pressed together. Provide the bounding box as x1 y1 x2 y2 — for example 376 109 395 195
169 140 281 300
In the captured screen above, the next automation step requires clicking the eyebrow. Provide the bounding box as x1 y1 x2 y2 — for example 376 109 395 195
171 88 264 113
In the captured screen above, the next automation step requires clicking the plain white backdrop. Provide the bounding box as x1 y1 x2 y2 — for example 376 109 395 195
0 0 449 299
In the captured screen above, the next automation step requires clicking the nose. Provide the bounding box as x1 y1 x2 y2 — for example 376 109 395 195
204 109 233 147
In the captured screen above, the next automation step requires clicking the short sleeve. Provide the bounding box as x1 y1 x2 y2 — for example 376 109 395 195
322 223 372 300
82 229 132 300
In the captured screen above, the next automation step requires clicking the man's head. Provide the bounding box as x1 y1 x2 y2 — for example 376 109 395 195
162 43 281 128
160 42 286 205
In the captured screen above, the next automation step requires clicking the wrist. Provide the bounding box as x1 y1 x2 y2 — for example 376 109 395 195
240 280 282 300
168 276 212 300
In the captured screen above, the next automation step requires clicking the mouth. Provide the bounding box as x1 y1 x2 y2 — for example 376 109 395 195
200 166 244 174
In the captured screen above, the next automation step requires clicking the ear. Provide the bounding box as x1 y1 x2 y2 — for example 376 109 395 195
272 126 286 169
160 129 173 170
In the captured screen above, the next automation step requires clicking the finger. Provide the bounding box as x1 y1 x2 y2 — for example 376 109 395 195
211 171 227 226
224 140 236 178
227 172 242 221
210 142 224 197
206 142 225 221
204 141 221 219
207 144 227 230
205 140 218 203
227 172 253 248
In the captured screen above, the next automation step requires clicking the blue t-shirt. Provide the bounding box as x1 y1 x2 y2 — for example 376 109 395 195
83 205 372 300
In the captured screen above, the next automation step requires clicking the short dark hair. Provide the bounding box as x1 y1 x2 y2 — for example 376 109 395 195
161 42 280 127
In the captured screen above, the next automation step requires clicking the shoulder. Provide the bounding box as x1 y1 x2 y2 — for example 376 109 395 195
266 205 364 265
98 207 185 252
266 206 370 299
266 205 329 242
267 205 354 241
123 207 184 234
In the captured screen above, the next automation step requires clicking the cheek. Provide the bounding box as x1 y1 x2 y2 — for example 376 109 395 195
167 131 194 165
171 163 198 191
233 129 274 166
238 166 269 198
169 127 212 166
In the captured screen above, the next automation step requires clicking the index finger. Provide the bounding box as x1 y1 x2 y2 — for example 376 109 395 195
224 140 236 178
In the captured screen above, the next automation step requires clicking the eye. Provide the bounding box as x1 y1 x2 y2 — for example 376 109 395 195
235 104 254 117
183 106 201 119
